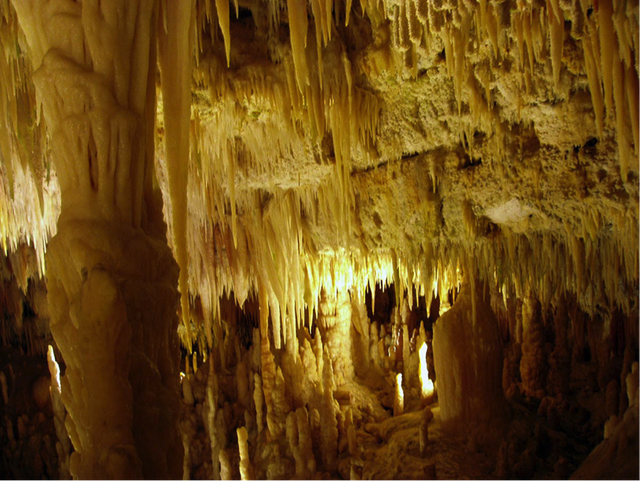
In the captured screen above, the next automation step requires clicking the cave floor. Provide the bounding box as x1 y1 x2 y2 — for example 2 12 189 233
350 404 497 480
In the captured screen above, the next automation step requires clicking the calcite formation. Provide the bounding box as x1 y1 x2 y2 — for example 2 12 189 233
433 281 506 429
6 1 183 478
0 0 638 479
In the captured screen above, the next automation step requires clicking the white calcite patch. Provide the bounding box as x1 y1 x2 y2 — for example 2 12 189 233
485 198 537 225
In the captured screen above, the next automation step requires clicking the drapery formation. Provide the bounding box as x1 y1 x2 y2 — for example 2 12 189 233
11 1 183 477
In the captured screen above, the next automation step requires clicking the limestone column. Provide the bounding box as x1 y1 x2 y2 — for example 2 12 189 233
520 290 548 398
318 289 354 386
12 1 183 478
432 281 506 430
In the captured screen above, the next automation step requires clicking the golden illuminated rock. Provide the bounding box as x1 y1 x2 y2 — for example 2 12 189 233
0 0 637 479
433 281 506 429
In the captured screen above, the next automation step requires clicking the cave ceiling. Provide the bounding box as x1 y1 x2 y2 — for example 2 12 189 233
0 0 638 348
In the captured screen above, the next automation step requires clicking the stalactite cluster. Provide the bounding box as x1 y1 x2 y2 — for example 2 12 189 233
0 0 637 479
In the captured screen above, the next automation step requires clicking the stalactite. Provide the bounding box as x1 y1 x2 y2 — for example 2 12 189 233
408 0 422 45
287 0 310 94
215 0 231 67
158 0 196 347
625 65 639 157
548 0 564 88
582 35 605 136
398 2 412 52
0 0 639 477
599 0 616 119
612 48 631 183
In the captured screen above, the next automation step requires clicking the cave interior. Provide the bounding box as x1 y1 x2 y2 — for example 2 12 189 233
0 0 638 479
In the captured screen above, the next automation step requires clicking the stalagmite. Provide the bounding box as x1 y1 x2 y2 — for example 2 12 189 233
237 426 254 480
626 363 639 405
267 366 291 437
236 360 252 411
401 308 411 383
419 406 431 455
394 373 404 416
185 371 198 405
345 407 357 456
520 292 547 398
253 372 265 433
603 414 620 439
47 346 70 479
180 414 196 480
11 1 183 477
0 371 7 406
319 347 339 472
319 289 355 385
350 462 362 480
547 299 571 398
0 0 638 478
370 322 383 371
350 297 371 376
433 282 506 430
219 450 232 480
287 407 315 478
419 342 435 403
206 358 221 480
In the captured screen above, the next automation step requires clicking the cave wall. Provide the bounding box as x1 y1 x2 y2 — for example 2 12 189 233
0 0 637 479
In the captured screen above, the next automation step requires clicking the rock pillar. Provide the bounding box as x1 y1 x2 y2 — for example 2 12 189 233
12 1 183 478
433 282 506 430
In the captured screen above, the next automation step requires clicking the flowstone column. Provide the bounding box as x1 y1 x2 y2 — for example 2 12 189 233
318 289 354 386
12 1 183 478
432 281 506 431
